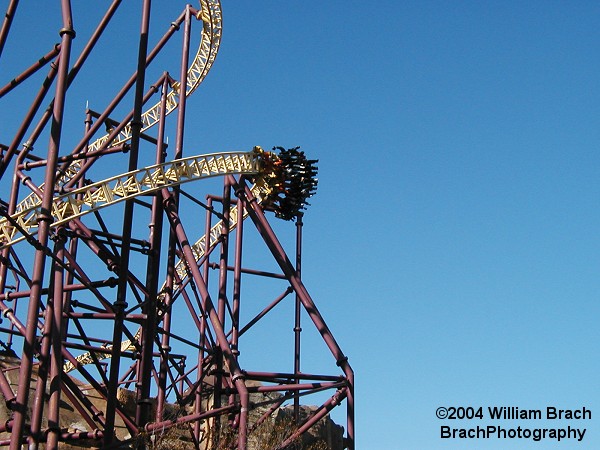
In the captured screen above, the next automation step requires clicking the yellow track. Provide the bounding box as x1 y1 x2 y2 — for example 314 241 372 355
0 151 258 249
4 0 222 246
63 175 271 373
0 0 274 374
0 0 274 373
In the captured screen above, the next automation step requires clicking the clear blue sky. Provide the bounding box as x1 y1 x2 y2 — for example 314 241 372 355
2 2 600 449
209 3 600 448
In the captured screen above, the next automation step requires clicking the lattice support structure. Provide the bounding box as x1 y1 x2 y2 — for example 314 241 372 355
0 2 354 450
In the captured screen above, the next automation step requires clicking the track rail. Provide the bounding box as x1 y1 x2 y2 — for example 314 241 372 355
0 151 257 249
84 0 222 155
63 175 270 373
0 2 354 447
8 0 223 238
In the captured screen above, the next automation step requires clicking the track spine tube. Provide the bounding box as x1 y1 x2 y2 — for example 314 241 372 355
231 187 244 356
29 233 65 448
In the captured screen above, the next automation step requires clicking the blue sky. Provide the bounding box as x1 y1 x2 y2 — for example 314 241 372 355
2 1 600 449
205 2 600 449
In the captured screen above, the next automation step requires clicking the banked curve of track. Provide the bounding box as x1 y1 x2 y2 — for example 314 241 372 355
0 151 259 249
8 0 222 240
63 174 271 373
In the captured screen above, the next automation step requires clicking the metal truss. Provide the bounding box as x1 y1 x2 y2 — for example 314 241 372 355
0 2 354 450
0 151 260 248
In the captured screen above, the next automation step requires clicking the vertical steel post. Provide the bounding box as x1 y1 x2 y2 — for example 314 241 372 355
218 182 231 328
293 213 303 424
135 78 169 428
231 194 245 358
103 0 151 445
29 275 54 448
10 1 74 447
214 179 231 429
29 230 66 448
160 1 193 432
174 5 191 163
40 80 91 450
46 231 66 449
346 369 355 450
154 75 170 424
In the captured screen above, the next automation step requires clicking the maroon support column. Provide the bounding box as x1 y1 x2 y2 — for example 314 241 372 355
9 2 75 447
103 0 152 445
234 177 355 450
162 189 249 450
293 213 303 424
46 231 66 449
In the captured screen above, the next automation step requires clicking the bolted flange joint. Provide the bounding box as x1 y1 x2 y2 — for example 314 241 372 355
59 27 76 38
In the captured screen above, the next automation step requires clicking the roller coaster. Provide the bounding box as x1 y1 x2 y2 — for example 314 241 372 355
0 2 353 449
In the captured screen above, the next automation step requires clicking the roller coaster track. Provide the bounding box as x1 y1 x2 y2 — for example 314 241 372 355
0 0 274 373
63 157 271 373
83 0 222 155
8 0 222 235
0 151 261 249
1 3 354 448
62 173 271 373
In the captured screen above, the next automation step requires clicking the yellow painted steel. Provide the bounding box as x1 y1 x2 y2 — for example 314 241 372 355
8 0 223 244
63 176 271 373
29 0 272 374
0 151 259 249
